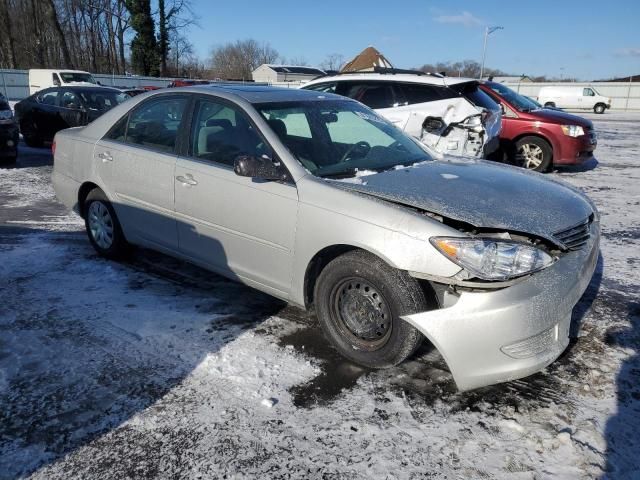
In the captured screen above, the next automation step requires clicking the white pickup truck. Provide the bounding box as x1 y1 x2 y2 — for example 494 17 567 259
28 69 98 95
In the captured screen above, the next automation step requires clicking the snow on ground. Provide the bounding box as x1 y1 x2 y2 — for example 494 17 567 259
0 114 639 479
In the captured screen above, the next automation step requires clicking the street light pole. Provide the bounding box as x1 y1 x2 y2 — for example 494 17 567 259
480 25 504 79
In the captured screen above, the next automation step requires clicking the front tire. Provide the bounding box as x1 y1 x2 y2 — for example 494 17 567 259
594 103 606 114
84 189 129 259
314 250 427 368
515 136 552 172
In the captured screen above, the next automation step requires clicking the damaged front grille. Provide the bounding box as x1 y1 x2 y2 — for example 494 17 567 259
553 217 592 251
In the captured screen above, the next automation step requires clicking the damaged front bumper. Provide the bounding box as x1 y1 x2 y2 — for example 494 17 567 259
403 222 600 391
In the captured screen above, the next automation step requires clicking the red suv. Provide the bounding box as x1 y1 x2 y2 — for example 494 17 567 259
480 81 596 172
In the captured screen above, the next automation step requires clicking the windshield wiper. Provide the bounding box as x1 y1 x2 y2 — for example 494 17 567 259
318 168 359 179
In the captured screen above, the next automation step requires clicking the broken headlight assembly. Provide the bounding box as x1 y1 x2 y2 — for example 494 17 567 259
430 237 556 281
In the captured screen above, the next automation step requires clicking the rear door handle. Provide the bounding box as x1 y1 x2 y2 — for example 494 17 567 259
176 174 198 186
98 152 113 162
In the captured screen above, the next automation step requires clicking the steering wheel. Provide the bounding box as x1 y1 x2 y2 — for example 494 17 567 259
340 141 371 163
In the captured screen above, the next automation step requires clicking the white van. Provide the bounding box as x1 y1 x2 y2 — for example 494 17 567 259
538 85 611 114
28 69 98 95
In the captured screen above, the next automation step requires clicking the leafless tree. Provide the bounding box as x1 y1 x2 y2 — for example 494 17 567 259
287 56 309 66
418 59 507 78
320 53 344 72
209 39 280 80
0 0 133 75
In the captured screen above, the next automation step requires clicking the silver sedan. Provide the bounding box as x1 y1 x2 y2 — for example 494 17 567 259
52 85 599 391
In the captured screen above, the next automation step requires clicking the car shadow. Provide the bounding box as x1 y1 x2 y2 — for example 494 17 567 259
0 140 53 169
553 155 599 173
604 296 640 477
568 252 604 344
0 212 287 477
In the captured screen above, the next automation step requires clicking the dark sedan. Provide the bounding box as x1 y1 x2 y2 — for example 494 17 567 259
14 86 127 147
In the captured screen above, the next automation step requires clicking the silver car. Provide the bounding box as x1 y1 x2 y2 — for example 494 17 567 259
52 85 599 391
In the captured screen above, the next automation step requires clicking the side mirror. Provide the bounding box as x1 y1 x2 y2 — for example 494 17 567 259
234 155 286 181
500 103 506 115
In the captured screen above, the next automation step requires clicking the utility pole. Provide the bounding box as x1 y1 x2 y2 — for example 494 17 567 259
480 26 504 79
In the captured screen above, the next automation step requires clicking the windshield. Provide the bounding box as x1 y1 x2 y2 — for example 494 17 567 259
486 82 540 112
60 72 97 84
256 100 432 178
78 90 127 111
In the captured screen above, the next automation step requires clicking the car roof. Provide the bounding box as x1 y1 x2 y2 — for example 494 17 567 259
304 73 476 87
49 85 122 93
180 84 348 103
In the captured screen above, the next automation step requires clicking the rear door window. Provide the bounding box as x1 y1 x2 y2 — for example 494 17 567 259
38 90 60 106
338 82 397 109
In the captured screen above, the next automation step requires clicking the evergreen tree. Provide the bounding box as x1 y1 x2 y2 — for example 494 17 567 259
125 0 159 76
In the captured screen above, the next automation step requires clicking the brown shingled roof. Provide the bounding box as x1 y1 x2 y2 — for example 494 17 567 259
341 46 393 73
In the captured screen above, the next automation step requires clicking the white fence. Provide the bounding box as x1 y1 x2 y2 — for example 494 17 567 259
501 81 640 110
0 69 303 100
2 69 639 110
0 69 175 100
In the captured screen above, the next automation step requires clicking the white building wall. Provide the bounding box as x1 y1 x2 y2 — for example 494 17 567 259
252 65 278 83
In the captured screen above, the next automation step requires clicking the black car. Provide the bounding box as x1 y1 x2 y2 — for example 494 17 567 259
0 93 19 164
14 86 127 147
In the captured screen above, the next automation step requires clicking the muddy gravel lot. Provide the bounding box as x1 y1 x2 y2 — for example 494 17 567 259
1 114 639 479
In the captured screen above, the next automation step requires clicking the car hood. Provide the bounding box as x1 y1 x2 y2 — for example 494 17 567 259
530 108 593 127
331 159 594 245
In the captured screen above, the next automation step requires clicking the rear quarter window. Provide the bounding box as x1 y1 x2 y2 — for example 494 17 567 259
452 83 500 112
398 83 458 105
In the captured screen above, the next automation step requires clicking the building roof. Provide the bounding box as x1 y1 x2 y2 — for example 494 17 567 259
341 46 393 73
258 65 325 76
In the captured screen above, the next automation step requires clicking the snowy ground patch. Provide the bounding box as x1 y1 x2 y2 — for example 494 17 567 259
1 115 639 479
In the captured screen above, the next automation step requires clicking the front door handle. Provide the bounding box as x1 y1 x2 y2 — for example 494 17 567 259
98 152 113 162
176 174 198 186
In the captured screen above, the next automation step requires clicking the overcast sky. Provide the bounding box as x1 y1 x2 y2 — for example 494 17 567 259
187 0 639 80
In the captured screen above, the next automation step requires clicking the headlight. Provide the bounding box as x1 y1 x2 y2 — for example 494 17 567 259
430 237 556 281
561 125 585 137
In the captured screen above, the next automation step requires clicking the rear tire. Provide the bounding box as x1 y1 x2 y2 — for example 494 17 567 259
84 189 130 259
313 250 427 368
515 136 553 172
544 102 556 108
594 103 606 114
